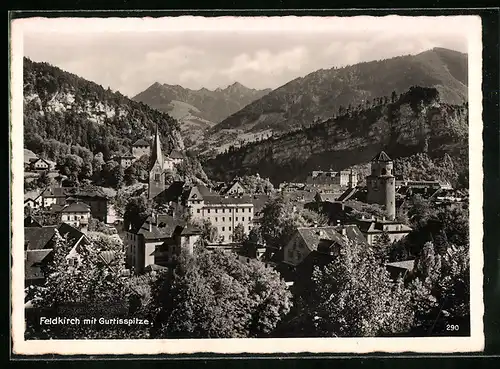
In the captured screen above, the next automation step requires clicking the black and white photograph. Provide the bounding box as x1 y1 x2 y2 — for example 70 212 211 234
11 15 483 355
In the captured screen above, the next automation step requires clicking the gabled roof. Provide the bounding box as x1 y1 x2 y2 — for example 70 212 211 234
25 249 53 280
31 157 50 166
136 214 185 240
169 149 184 159
133 139 150 147
179 224 203 236
60 202 91 213
25 226 57 250
24 215 42 228
372 151 392 162
315 192 338 203
296 224 368 253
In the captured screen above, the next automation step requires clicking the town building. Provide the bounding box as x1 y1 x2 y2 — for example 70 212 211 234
29 157 51 171
306 169 357 188
366 151 396 220
185 185 255 244
59 201 91 229
168 149 184 166
113 154 136 169
132 139 151 159
354 215 412 245
217 178 248 196
124 213 202 273
283 224 368 267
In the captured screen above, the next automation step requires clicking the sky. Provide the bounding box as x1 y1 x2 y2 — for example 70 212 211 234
17 16 477 98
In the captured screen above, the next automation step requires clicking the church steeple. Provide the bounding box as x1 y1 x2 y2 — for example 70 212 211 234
148 123 164 171
147 123 165 200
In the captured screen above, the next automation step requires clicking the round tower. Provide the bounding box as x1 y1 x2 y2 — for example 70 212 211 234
365 151 396 220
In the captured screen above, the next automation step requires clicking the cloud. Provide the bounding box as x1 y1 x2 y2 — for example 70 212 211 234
221 47 309 78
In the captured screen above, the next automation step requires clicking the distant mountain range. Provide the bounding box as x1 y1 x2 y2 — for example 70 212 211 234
133 82 272 144
196 47 467 156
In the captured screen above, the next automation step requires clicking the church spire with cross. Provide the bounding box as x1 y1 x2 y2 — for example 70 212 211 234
148 123 165 199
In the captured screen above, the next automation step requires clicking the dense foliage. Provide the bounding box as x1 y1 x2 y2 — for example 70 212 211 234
26 230 149 339
279 237 414 337
149 247 292 338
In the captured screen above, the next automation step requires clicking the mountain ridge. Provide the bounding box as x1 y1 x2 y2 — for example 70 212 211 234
198 47 467 155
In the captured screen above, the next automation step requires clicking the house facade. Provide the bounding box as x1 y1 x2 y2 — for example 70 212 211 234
124 214 201 273
185 185 255 244
354 216 412 245
60 202 91 228
132 139 151 159
30 158 50 171
113 155 135 169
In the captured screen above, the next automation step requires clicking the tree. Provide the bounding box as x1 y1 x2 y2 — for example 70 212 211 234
149 248 292 338
373 231 391 262
101 160 124 189
191 219 218 244
286 237 414 337
391 90 397 103
56 154 83 182
233 223 246 243
36 170 52 188
26 230 149 339
123 196 153 231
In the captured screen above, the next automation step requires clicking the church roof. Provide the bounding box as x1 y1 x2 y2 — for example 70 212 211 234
148 126 164 171
372 151 392 162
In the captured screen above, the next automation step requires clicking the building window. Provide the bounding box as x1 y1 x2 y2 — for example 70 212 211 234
222 217 225 221
207 209 210 213
229 226 232 231
215 209 218 213
236 208 239 213
242 217 245 221
229 217 232 221
197 209 200 213
222 226 225 231
236 217 238 221
248 225 251 231
221 236 225 241
155 174 160 181
249 217 252 221
215 217 218 222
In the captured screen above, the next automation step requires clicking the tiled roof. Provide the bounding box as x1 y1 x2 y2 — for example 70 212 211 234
372 151 392 162
25 226 57 250
136 214 185 240
24 215 42 228
204 195 254 205
60 202 91 213
169 149 184 159
99 250 118 265
316 193 338 202
133 139 150 147
180 225 203 236
25 249 53 280
57 223 88 246
296 225 368 253
337 187 358 202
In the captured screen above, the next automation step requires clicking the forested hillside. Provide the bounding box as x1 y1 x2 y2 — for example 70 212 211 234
23 58 183 163
203 86 469 187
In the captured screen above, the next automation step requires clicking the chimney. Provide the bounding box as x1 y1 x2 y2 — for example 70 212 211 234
341 227 347 236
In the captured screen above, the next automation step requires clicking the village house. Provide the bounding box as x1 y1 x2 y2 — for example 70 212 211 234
59 201 91 229
306 169 357 188
124 213 202 273
168 149 184 166
132 139 150 159
217 178 248 196
29 157 51 171
354 215 412 245
113 154 136 169
24 196 43 210
283 224 368 267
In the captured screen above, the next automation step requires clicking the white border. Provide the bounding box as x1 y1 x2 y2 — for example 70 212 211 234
11 15 484 355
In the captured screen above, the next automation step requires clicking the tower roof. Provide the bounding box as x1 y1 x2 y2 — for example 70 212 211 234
148 124 164 171
372 151 392 162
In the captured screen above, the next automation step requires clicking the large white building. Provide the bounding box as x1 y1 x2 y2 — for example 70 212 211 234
184 185 255 244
